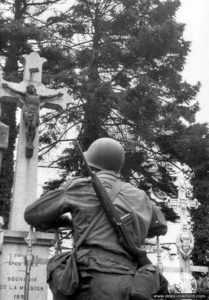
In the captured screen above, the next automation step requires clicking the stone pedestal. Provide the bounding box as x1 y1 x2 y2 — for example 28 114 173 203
0 230 54 300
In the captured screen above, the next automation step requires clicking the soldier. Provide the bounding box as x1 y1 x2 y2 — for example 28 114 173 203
24 137 168 300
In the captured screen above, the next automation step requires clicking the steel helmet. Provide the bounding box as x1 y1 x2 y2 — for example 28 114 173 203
84 138 125 173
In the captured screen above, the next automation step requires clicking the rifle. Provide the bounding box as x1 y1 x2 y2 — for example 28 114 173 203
76 141 147 261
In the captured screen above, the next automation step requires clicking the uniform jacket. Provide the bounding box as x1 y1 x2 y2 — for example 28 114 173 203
24 170 167 261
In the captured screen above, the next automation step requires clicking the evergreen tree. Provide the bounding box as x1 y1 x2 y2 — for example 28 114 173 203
39 0 200 206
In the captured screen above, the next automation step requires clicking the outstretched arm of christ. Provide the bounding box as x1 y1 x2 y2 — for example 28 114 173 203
2 83 25 105
2 83 25 97
39 92 63 102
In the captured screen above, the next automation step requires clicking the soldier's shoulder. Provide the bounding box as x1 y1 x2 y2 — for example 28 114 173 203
121 180 146 194
63 176 91 190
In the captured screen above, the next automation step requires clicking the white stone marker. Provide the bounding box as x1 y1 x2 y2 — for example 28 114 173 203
0 52 72 300
0 52 72 231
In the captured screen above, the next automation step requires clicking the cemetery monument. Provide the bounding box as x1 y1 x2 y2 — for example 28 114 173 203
0 52 72 300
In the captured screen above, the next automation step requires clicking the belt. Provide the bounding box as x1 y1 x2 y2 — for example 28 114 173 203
79 246 137 269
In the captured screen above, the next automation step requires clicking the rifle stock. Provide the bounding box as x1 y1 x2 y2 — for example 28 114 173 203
76 141 146 259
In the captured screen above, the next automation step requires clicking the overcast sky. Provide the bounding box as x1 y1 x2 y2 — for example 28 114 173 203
177 0 209 123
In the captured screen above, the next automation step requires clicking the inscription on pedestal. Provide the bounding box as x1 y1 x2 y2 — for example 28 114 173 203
0 242 50 299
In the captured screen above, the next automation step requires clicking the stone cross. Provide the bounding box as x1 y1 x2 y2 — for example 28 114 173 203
147 239 208 293
0 52 72 231
153 182 202 293
165 188 195 292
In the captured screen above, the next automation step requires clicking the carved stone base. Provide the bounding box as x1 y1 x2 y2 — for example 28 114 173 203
168 273 197 293
0 230 55 300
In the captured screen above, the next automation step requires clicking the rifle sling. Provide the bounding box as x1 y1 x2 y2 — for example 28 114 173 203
91 176 146 259
75 181 125 250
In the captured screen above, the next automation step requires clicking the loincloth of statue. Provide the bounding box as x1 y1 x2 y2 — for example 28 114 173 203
23 104 39 127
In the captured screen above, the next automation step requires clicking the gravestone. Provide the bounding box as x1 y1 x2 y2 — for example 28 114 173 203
0 52 72 300
156 187 208 293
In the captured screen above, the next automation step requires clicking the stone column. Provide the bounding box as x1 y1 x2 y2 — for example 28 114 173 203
0 121 9 173
9 113 39 231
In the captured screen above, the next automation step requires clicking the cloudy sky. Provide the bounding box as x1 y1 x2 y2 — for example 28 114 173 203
177 0 209 123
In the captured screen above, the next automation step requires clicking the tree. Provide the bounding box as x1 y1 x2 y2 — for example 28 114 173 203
38 0 200 207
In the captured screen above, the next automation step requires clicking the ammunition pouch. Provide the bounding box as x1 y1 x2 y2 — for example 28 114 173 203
130 264 160 300
47 250 79 298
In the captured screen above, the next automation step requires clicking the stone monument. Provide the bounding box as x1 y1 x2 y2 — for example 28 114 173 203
162 185 208 293
0 52 72 300
151 176 208 293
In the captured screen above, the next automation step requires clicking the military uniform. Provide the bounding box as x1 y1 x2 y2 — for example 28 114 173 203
24 170 167 300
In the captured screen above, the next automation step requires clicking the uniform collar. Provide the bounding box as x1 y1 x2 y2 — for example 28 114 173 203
97 170 120 179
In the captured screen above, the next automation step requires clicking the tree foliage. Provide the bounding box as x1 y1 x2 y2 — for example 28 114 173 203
39 0 200 203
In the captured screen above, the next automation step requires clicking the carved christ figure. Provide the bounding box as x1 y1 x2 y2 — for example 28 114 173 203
176 224 194 273
2 83 63 157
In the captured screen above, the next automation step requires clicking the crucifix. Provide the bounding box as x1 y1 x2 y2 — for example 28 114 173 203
2 82 63 158
156 185 207 293
0 52 72 231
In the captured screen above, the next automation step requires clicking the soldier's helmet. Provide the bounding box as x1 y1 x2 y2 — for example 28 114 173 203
84 137 125 173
